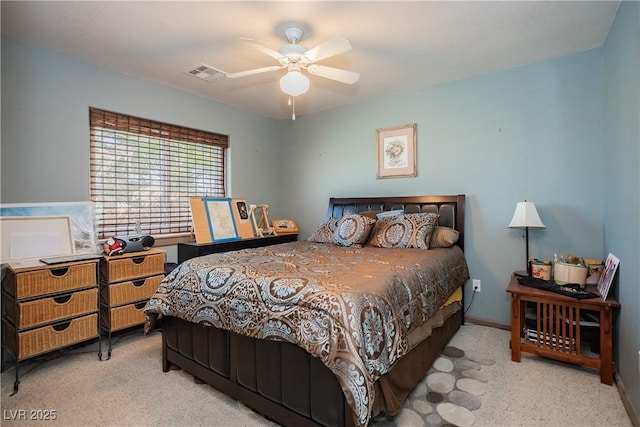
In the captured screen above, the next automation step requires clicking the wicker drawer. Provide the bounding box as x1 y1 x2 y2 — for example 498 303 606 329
4 288 98 329
101 301 147 332
105 252 165 282
4 262 97 299
3 314 98 360
104 275 163 307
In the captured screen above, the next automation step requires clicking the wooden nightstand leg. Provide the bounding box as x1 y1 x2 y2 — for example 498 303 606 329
511 294 522 362
599 306 613 385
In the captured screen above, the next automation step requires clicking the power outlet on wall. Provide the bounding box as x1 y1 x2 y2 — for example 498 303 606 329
473 279 481 292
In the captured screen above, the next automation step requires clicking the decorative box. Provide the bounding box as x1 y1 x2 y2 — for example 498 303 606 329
531 261 552 281
554 262 588 287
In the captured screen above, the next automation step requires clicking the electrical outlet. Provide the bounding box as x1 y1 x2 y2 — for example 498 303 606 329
473 279 481 292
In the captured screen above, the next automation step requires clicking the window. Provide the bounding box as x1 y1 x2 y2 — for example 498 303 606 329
89 108 228 239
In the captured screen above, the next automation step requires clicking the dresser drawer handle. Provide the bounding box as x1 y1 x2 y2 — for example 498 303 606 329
134 301 147 310
52 321 71 332
53 295 72 304
132 256 145 264
132 279 145 287
51 267 70 277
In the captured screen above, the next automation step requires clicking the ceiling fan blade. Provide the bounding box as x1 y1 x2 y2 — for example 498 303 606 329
238 37 286 62
306 64 359 84
225 65 284 79
304 36 352 63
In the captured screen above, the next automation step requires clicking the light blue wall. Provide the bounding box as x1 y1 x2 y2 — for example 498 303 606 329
603 1 640 415
281 49 605 325
0 37 286 217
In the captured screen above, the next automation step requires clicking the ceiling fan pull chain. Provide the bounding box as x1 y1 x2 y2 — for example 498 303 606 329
292 96 296 120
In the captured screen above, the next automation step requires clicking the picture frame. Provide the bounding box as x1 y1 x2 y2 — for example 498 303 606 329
231 198 255 239
0 201 97 254
376 123 417 178
202 198 240 242
0 216 75 262
597 253 620 300
189 197 213 244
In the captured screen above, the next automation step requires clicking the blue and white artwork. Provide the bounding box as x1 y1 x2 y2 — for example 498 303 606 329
0 202 98 253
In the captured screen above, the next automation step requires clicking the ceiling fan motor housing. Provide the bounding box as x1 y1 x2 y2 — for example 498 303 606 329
284 26 304 44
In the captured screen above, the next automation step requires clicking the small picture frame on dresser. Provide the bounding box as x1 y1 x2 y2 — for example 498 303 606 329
597 253 619 300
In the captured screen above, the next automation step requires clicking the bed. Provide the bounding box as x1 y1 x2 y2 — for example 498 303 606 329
144 195 469 427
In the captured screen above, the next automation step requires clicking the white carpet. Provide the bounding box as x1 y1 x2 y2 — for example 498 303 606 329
1 324 632 427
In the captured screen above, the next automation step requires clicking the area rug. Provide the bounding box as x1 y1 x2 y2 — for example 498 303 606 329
370 346 495 427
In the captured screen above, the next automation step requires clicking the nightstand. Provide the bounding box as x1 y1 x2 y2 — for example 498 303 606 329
506 273 620 384
99 248 165 359
2 258 101 393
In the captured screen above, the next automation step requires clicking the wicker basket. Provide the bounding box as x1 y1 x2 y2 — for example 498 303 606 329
14 313 98 359
105 275 163 306
106 252 165 282
103 302 147 331
6 288 97 329
7 262 97 299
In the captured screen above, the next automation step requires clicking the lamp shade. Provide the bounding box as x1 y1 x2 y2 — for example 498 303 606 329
279 71 310 96
508 201 545 229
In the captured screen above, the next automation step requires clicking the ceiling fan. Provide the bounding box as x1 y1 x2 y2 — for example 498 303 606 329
188 26 359 119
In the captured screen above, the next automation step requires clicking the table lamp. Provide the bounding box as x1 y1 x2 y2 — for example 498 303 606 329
508 201 545 276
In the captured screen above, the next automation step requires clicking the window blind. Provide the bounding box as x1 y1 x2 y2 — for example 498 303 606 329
89 108 228 239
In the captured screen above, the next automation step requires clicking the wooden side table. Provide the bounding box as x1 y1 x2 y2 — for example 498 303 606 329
506 274 620 385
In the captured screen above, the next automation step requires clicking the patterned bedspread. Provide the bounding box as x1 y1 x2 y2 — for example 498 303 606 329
144 241 469 426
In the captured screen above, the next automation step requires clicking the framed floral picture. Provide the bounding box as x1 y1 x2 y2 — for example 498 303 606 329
376 123 417 178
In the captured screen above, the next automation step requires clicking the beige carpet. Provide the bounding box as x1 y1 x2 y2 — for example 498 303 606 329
1 324 632 427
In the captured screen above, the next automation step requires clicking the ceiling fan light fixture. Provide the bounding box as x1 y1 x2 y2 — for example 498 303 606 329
279 70 310 96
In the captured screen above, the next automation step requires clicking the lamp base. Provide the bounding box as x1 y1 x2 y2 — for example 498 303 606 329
514 270 529 278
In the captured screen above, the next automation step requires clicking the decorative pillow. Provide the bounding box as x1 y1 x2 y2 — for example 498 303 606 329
307 217 341 243
333 214 377 247
367 212 438 249
430 226 460 248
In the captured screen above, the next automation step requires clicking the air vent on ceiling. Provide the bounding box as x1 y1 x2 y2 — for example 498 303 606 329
185 63 225 81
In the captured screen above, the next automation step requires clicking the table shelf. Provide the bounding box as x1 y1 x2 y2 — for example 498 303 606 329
506 274 620 385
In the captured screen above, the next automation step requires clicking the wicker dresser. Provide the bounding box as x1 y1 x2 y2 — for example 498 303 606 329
99 248 165 358
1 258 102 394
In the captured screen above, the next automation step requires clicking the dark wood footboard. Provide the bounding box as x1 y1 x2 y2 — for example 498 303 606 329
161 307 462 427
162 316 353 427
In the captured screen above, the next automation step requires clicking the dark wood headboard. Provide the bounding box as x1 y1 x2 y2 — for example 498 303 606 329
327 195 465 252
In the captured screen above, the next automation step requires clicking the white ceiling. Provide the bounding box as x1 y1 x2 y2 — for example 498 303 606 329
1 1 620 120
